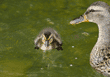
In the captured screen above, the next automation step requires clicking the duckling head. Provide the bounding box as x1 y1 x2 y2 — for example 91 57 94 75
70 1 110 25
42 31 53 48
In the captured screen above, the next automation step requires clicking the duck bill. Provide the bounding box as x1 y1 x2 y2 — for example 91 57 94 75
45 40 49 47
70 15 89 24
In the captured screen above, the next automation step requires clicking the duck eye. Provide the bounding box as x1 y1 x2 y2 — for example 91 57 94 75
90 9 95 12
85 9 96 14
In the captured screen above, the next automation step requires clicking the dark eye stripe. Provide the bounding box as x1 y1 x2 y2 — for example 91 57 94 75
90 9 95 12
85 9 102 14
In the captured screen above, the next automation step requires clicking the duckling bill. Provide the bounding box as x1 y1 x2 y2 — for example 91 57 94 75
34 28 63 51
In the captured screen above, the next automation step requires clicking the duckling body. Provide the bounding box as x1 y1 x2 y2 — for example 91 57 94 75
70 1 110 76
34 28 63 51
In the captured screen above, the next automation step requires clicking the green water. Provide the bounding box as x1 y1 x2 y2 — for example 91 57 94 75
0 0 109 77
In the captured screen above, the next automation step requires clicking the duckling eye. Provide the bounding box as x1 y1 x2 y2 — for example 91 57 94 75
42 35 46 43
49 37 53 44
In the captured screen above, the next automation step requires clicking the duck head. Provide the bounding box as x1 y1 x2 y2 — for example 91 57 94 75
70 1 110 25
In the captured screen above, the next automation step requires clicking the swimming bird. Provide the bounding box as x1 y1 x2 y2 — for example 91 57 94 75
34 28 63 51
70 1 110 77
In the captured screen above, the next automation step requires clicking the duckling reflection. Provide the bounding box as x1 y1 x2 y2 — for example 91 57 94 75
34 28 63 51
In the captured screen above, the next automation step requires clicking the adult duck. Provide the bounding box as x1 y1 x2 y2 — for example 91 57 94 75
70 1 110 76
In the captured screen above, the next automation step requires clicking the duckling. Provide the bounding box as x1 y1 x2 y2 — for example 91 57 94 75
34 28 63 51
70 1 110 76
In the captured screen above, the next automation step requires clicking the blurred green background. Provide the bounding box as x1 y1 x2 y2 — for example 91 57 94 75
0 0 109 77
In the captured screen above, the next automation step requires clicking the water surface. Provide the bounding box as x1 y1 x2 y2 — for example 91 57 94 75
0 0 109 77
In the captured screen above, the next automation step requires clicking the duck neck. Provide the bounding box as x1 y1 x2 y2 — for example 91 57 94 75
96 23 110 45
